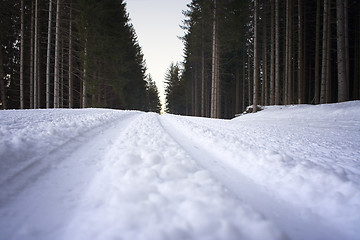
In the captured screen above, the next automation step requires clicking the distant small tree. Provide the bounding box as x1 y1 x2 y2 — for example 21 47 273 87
146 75 161 113
164 63 186 114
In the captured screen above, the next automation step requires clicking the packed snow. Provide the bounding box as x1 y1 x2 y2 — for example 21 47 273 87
0 101 359 240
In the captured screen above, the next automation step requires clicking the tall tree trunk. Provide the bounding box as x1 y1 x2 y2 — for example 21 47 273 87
253 0 259 113
275 0 280 105
337 0 348 102
33 0 38 108
201 50 204 116
242 54 246 111
195 67 199 116
0 49 5 110
54 0 60 108
216 43 220 117
344 0 349 99
285 0 288 105
210 0 219 118
60 39 64 108
298 0 304 104
264 47 268 106
314 0 321 104
285 0 290 104
82 38 87 108
270 0 275 105
355 3 360 99
37 35 41 107
320 0 329 104
30 2 34 109
46 0 52 108
261 14 267 106
344 0 350 99
20 0 24 109
248 53 252 106
288 0 293 104
326 3 331 103
68 1 73 108
235 66 240 114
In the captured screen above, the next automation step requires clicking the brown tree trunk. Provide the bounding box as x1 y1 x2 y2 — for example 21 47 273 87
355 3 360 99
30 1 34 109
285 0 292 105
54 0 60 108
320 0 329 104
344 0 349 99
0 49 5 110
298 0 304 104
326 4 331 103
201 41 205 116
262 12 268 106
210 0 220 118
82 37 87 108
270 0 275 105
194 68 199 116
275 0 280 105
33 0 38 108
248 51 252 106
314 0 321 104
235 64 240 114
337 0 348 102
60 39 64 108
46 0 52 108
242 54 246 111
253 0 259 113
20 0 24 109
68 1 73 108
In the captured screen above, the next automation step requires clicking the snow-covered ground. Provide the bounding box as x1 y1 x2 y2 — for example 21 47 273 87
0 101 359 240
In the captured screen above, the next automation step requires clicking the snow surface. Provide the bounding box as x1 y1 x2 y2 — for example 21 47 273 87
0 101 359 240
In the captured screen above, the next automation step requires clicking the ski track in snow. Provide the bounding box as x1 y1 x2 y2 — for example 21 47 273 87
0 110 143 239
0 102 360 240
159 116 350 240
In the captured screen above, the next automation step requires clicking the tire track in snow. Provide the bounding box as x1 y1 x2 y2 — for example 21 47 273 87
61 113 285 240
0 112 142 240
158 115 349 240
0 112 141 205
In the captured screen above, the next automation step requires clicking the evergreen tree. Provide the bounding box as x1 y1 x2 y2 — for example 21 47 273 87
175 0 360 118
0 0 152 111
146 75 162 113
164 63 186 114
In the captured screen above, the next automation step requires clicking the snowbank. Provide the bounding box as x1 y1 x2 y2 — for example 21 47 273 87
163 101 360 239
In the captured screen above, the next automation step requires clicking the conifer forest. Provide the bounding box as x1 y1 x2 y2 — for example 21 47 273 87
0 0 161 112
165 0 360 118
1 0 359 119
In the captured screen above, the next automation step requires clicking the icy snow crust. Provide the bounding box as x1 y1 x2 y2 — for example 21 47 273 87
0 102 359 240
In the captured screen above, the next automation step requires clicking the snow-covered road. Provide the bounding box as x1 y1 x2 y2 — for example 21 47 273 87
1 102 360 240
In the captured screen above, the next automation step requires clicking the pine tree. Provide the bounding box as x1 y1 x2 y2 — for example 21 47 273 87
146 75 162 113
165 63 186 114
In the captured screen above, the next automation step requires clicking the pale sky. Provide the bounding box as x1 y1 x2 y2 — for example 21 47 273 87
125 0 190 110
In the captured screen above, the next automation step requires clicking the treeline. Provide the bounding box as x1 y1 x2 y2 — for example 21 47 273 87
0 0 161 112
165 0 360 118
